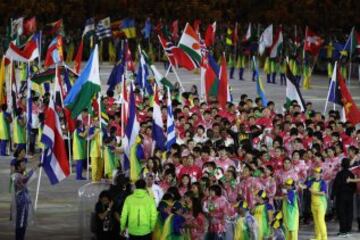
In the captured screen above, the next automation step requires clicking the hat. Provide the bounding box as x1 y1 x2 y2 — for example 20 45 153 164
236 200 249 210
313 167 322 173
285 178 294 186
257 190 267 199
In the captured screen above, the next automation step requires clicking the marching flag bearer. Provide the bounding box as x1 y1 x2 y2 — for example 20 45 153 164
300 167 328 240
73 120 88 180
0 104 12 156
282 178 299 240
89 118 102 182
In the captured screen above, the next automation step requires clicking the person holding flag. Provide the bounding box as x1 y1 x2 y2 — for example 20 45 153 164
89 118 102 182
73 120 88 180
0 104 13 156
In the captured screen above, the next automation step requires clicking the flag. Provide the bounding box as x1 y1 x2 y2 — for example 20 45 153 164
96 17 112 40
218 54 229 108
45 19 64 35
304 27 323 56
110 20 122 38
121 18 136 39
258 24 273 55
327 62 342 106
253 57 269 106
166 88 176 151
121 78 128 137
342 27 360 57
158 35 196 71
74 39 84 74
178 23 201 67
152 86 166 150
83 18 95 37
193 19 201 34
107 61 125 92
171 20 179 41
269 28 283 58
41 96 70 184
23 17 37 35
142 49 174 89
205 22 216 48
44 35 64 67
123 85 140 172
136 47 149 91
285 64 306 111
10 60 18 112
11 17 24 38
125 44 135 72
243 23 252 42
141 18 152 39
64 45 101 119
200 55 219 102
100 100 109 132
5 34 39 62
337 69 360 125
0 58 5 105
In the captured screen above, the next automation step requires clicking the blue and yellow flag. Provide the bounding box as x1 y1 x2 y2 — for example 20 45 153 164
253 57 268 106
121 18 136 39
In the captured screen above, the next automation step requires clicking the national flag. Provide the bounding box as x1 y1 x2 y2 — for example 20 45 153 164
107 61 124 92
141 18 152 39
31 66 78 85
100 100 109 132
123 85 140 172
83 18 95 37
136 46 149 91
96 17 112 40
193 19 201 33
158 35 196 71
304 27 324 56
171 20 179 41
285 64 306 111
204 22 216 48
258 24 273 55
11 17 24 38
152 86 166 150
166 88 176 151
125 43 135 72
63 67 73 94
342 27 360 57
23 17 37 35
121 18 136 39
337 69 360 125
269 28 283 58
44 35 64 67
45 19 64 35
74 40 84 74
327 62 342 106
9 60 18 112
218 54 229 108
142 49 173 89
0 58 6 105
200 54 219 102
110 20 122 38
5 34 39 62
41 96 70 184
64 45 101 119
178 23 202 67
253 57 269 106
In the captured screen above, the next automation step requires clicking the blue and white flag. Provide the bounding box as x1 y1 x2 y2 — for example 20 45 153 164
166 88 176 151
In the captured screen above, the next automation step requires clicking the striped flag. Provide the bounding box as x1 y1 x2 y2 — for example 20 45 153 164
152 86 166 150
41 96 70 184
96 17 112 40
253 57 269 106
123 85 140 171
285 64 306 111
166 88 176 151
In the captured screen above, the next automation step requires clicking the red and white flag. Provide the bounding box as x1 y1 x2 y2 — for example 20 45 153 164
304 27 324 55
5 37 39 62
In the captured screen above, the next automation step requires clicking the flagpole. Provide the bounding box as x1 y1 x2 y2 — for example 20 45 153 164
38 31 42 67
97 94 103 160
26 61 31 157
34 150 44 211
55 64 73 174
86 115 90 180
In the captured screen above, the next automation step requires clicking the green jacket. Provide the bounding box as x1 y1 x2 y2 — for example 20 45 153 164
120 189 157 236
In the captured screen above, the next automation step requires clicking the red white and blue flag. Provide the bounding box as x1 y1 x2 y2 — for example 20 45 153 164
41 96 70 185
44 35 64 67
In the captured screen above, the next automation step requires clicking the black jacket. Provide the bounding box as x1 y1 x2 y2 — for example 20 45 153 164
332 169 356 199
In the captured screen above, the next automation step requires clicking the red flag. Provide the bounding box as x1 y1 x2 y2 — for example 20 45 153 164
45 19 63 35
193 19 201 34
44 35 64 67
74 39 83 74
218 54 229 109
337 70 360 125
201 55 218 102
304 27 323 55
171 20 179 41
205 22 216 48
23 17 37 35
125 46 135 72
